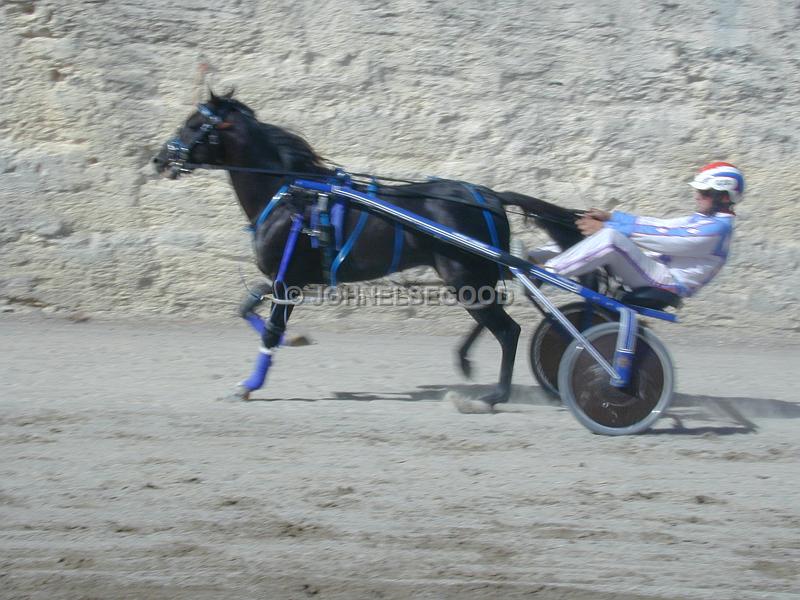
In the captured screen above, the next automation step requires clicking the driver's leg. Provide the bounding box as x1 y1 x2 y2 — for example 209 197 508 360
545 228 680 292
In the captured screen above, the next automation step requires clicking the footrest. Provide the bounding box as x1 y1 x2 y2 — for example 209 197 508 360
619 287 683 310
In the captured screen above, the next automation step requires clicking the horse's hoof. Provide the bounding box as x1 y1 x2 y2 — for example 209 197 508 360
478 390 510 406
447 391 494 414
218 385 252 403
284 333 313 347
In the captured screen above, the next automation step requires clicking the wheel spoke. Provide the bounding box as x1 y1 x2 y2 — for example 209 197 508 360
530 302 613 397
558 322 674 435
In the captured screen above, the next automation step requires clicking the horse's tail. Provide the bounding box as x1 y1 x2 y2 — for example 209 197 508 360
498 191 584 249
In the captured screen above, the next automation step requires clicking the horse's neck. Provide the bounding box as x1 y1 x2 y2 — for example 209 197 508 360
229 173 286 222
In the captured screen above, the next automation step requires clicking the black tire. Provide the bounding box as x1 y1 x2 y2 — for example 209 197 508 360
529 302 613 397
558 322 674 435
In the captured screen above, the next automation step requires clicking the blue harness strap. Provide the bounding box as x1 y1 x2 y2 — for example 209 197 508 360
250 184 290 235
389 222 404 274
462 183 501 247
330 209 369 287
462 183 503 277
331 201 346 250
309 206 320 249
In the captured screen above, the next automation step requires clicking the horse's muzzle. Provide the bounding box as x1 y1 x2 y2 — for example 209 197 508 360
152 139 192 179
152 141 172 175
152 152 167 174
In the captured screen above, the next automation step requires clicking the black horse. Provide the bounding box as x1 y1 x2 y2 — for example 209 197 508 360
153 91 582 404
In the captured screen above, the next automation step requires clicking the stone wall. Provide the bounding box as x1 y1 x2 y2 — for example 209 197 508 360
2 0 799 333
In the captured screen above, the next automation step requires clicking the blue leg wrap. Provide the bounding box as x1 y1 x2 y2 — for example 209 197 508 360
241 348 273 391
245 312 266 336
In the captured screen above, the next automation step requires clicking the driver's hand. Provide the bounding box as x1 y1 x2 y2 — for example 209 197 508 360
576 216 605 236
584 208 612 221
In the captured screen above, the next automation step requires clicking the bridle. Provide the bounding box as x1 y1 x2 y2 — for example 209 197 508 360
163 103 227 178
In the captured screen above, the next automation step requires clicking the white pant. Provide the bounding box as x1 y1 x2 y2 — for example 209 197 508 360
544 228 681 293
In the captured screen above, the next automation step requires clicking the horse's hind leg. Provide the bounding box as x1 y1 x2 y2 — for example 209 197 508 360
466 302 521 405
457 322 484 379
435 252 520 405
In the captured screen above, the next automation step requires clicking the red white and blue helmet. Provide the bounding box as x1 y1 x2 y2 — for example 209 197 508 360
689 162 745 203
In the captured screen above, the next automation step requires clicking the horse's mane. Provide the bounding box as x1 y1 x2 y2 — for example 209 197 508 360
212 94 330 173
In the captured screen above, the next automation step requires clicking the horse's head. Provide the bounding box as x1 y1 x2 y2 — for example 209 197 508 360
152 90 255 179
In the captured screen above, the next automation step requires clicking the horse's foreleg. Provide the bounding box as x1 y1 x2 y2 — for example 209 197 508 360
239 281 273 321
234 281 271 399
457 322 484 379
236 214 305 400
236 288 295 400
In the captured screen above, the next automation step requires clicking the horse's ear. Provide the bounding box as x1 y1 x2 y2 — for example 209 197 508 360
208 87 219 103
223 87 236 99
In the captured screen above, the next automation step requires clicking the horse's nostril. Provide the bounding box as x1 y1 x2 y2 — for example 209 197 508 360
152 154 168 175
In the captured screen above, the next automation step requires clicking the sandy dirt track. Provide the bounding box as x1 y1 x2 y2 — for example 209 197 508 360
1 314 799 599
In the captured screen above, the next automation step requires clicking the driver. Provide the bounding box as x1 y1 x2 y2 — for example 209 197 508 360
538 162 744 297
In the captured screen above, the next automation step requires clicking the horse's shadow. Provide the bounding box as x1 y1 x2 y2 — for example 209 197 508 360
255 383 800 436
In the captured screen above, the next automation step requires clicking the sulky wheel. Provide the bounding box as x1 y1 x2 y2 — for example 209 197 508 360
558 322 674 435
529 302 614 397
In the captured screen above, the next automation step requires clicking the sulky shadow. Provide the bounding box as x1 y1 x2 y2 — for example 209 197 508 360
261 383 558 405
247 384 799 437
648 393 800 436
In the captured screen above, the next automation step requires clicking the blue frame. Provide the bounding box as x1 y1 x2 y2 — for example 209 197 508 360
289 177 677 387
296 178 675 321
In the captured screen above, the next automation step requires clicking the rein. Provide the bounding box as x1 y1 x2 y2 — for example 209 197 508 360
190 161 577 227
184 162 510 220
185 162 425 185
183 162 336 181
168 103 575 229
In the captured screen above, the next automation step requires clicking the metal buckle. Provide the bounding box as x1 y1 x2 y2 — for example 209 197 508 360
197 103 222 124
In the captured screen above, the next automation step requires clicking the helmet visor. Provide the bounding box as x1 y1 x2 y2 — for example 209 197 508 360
689 180 712 191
